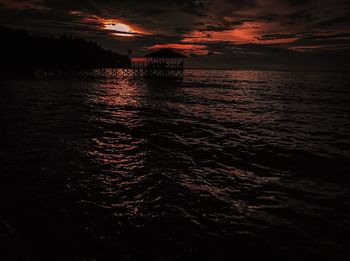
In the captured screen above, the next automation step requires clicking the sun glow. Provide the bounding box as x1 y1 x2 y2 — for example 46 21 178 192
104 22 135 36
101 19 146 37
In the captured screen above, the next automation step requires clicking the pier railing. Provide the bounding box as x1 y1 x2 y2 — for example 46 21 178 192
34 63 184 79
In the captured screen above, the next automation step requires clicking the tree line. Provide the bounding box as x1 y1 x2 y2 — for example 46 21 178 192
0 25 131 74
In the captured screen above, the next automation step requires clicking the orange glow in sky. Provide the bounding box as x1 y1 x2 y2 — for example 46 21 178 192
148 43 208 55
183 21 298 45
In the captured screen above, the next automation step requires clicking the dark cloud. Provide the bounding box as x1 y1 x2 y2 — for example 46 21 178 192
317 14 350 28
258 33 299 41
289 0 310 6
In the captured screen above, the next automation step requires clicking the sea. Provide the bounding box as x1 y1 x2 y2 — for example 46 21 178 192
1 69 350 260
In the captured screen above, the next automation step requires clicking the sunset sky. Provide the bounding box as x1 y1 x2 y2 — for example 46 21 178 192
1 0 349 70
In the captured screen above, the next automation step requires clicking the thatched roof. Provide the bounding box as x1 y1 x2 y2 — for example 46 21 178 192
145 48 186 58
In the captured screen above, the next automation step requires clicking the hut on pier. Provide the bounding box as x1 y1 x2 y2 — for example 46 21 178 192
142 48 186 78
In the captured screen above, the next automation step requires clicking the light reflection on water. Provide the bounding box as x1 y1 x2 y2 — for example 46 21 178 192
0 70 350 260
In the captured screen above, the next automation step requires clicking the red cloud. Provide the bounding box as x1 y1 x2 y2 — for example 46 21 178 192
148 43 209 55
183 21 298 45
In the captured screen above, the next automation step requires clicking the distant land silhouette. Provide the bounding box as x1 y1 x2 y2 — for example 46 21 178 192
0 25 130 76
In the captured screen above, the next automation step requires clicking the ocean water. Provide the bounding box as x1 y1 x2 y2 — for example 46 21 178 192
0 70 350 260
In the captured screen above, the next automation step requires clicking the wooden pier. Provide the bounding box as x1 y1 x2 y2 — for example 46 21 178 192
38 48 186 80
43 48 186 79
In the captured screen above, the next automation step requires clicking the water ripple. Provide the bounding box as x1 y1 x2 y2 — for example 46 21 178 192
1 70 350 260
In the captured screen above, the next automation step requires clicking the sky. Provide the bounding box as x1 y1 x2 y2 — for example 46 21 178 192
0 0 350 70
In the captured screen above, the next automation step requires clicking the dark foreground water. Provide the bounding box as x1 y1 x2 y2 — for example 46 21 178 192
1 70 350 260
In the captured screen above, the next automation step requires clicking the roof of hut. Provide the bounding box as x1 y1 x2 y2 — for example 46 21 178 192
145 48 187 58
